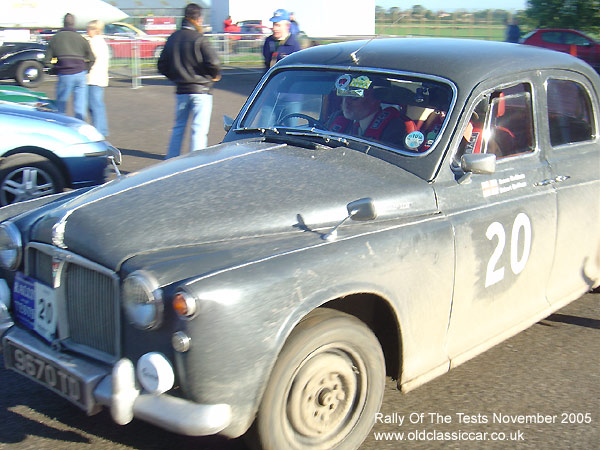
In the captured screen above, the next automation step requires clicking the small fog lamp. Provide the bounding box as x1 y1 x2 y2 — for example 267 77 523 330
136 352 174 395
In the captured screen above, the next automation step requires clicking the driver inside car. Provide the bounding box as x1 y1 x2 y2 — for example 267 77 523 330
328 74 416 149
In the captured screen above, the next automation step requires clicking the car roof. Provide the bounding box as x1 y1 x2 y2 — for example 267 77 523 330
278 37 596 88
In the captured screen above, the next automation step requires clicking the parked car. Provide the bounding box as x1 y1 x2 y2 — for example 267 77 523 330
236 20 271 40
0 38 599 450
521 28 600 72
104 22 166 59
0 85 54 109
0 102 120 205
0 41 47 87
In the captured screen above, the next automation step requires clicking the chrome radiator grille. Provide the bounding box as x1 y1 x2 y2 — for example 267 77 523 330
26 244 120 362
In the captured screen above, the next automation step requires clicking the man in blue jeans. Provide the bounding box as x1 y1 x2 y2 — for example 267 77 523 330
44 13 95 120
158 3 221 159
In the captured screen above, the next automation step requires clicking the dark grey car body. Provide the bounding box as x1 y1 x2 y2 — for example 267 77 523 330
0 42 47 86
1 38 599 447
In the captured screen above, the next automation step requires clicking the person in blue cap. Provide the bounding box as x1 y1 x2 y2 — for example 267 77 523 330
262 8 301 70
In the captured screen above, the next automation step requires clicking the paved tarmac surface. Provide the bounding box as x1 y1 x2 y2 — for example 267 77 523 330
0 72 598 449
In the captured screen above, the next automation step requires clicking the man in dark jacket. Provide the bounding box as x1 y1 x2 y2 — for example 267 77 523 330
262 9 301 71
158 3 221 159
44 13 95 120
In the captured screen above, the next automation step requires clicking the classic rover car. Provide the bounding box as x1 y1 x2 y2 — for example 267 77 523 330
0 38 599 450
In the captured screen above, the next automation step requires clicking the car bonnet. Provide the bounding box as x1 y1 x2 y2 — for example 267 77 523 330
30 139 438 270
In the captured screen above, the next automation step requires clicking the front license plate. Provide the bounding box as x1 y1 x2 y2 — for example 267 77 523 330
12 272 57 342
5 341 86 409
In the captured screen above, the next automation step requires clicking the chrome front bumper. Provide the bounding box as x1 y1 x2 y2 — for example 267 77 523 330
2 326 232 436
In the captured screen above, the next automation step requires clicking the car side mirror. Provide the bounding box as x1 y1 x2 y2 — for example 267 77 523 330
461 153 496 175
347 197 377 221
323 198 376 241
223 115 234 132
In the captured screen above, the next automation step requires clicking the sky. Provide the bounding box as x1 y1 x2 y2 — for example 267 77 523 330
376 0 527 12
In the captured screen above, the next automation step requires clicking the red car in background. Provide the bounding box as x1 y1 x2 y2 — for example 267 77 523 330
521 29 600 72
104 22 165 59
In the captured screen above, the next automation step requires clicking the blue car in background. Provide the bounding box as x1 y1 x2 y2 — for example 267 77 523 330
0 101 120 205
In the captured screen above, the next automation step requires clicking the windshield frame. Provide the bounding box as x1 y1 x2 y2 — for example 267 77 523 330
234 65 458 158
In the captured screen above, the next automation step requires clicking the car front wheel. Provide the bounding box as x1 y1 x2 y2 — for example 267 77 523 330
15 60 45 87
0 154 65 206
250 308 385 450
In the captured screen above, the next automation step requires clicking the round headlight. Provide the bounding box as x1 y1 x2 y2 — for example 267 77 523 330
122 271 163 330
0 222 22 271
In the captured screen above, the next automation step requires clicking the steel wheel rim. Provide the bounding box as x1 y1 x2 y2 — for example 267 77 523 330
1 166 55 204
284 343 368 447
24 66 40 81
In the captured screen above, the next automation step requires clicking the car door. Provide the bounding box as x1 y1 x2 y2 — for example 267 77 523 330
435 79 557 362
541 71 600 303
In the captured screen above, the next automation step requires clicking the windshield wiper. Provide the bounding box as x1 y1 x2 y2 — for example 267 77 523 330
233 126 281 134
285 130 349 147
234 126 369 151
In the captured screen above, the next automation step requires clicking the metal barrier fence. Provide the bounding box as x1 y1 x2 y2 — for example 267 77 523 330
109 28 508 87
108 33 267 88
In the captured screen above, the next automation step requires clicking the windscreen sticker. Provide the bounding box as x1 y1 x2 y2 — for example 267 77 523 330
405 131 425 149
335 74 370 97
335 74 352 91
349 75 372 89
482 174 527 197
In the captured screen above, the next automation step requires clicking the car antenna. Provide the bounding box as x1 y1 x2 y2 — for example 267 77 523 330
350 38 375 64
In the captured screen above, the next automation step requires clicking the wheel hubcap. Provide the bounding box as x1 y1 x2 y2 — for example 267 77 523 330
24 67 40 80
287 349 364 442
1 167 55 204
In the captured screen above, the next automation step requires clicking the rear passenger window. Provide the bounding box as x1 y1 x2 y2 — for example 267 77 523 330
547 79 594 146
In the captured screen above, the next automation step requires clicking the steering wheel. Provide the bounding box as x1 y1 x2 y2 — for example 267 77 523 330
276 113 325 129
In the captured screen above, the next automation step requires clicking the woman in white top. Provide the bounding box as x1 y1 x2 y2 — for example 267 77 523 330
86 20 110 137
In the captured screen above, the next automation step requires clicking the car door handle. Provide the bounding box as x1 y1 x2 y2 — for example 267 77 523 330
534 175 570 187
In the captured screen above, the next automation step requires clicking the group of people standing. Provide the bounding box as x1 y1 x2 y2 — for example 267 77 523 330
44 13 110 137
158 4 302 160
46 5 303 160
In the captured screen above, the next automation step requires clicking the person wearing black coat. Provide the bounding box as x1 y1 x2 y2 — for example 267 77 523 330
158 3 221 159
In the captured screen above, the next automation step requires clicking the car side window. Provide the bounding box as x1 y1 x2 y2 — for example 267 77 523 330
547 79 595 147
455 83 534 164
487 84 535 158
541 32 564 45
562 32 591 46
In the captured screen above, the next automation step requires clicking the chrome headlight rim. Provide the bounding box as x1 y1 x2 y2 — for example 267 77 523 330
122 270 163 330
0 222 22 271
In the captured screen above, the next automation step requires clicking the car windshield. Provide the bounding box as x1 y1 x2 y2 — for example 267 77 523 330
239 69 454 155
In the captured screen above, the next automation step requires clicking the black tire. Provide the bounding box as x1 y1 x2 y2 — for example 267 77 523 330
0 154 65 206
15 60 45 87
249 308 385 450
